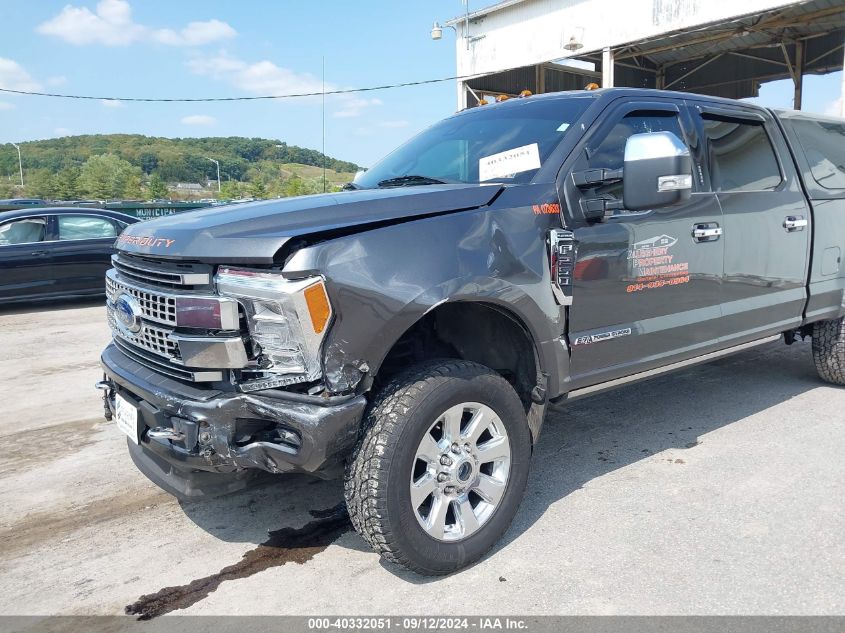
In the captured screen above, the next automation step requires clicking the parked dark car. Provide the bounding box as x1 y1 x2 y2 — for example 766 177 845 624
0 207 137 303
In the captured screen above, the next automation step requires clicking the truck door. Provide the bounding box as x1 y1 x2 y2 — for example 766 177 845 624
692 104 811 344
560 99 725 390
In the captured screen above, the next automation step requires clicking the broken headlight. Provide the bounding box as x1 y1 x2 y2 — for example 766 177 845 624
215 267 333 384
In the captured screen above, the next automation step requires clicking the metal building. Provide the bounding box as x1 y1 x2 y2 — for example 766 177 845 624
439 0 845 113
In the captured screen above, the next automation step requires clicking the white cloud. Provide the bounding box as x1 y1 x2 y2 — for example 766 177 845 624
824 98 842 118
0 101 15 111
37 0 144 46
0 58 42 91
101 99 125 108
333 97 382 118
154 20 236 46
187 52 381 117
46 75 68 87
37 0 236 47
181 114 216 126
187 53 324 95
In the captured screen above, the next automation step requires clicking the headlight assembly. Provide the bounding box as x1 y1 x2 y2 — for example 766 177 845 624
215 267 333 386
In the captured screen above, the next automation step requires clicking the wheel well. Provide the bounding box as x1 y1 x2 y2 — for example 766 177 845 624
377 302 540 412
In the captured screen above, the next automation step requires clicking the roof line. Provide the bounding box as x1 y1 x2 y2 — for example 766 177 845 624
444 0 528 27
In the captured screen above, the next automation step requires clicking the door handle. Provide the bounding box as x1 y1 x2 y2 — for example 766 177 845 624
30 250 49 256
783 216 808 232
692 224 723 243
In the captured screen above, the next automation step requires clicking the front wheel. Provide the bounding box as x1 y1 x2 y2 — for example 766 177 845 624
344 360 532 575
812 316 845 385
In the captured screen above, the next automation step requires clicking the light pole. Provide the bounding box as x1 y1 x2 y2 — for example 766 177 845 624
10 143 23 187
205 157 221 193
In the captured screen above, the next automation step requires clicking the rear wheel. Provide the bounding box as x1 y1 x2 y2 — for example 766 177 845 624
812 317 845 386
344 359 532 575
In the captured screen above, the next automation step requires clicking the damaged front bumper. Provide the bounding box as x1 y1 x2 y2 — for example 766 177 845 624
100 343 367 499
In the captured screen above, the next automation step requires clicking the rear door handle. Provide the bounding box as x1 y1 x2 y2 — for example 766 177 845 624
783 216 808 232
30 250 49 256
692 223 723 243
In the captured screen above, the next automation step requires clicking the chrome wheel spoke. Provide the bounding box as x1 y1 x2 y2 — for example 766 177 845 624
416 432 442 464
461 406 491 445
441 404 464 444
426 495 451 540
456 496 480 536
411 473 437 509
473 473 506 505
476 436 510 463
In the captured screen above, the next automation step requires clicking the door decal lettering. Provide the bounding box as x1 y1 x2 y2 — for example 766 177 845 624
626 234 690 293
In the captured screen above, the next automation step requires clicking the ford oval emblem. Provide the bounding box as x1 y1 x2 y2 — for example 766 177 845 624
114 293 142 334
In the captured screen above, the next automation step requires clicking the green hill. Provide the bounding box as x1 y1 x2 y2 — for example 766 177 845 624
0 134 360 200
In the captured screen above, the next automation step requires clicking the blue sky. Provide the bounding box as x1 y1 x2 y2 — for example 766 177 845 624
0 0 842 168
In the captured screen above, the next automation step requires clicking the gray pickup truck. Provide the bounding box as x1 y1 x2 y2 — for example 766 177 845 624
98 88 845 575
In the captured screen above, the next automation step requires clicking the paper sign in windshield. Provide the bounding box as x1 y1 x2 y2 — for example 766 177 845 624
479 143 541 181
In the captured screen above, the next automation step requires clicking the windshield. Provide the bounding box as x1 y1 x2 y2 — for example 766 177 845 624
354 96 593 188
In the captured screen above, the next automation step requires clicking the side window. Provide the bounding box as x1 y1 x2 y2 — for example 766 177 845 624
702 116 781 192
0 217 47 245
790 118 845 190
588 110 687 198
57 215 118 240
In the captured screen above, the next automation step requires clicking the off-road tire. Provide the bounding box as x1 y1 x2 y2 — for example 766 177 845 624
812 316 845 385
344 359 532 575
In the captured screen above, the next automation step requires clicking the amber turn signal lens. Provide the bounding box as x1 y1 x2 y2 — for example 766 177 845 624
304 282 331 334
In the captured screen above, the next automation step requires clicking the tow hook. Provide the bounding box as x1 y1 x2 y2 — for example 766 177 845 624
147 428 186 442
95 377 114 421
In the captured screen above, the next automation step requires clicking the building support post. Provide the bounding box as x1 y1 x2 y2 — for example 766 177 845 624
655 66 665 90
457 80 468 111
841 37 845 118
602 47 614 88
535 63 546 95
794 40 804 110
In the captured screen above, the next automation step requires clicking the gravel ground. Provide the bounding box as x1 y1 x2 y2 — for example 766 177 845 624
0 299 842 618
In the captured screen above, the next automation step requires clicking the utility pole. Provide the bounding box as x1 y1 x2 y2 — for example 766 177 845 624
11 143 23 187
205 157 221 193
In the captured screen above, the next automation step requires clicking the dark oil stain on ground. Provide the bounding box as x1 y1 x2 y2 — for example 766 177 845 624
125 503 351 620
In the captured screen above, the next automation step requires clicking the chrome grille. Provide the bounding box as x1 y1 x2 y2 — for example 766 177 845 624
113 337 222 382
106 271 176 326
111 254 211 288
107 310 181 359
107 253 246 383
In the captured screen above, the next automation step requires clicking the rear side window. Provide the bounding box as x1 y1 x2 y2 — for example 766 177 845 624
57 215 118 240
789 118 845 190
702 116 781 192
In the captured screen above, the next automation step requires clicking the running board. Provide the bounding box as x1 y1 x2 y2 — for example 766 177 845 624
566 334 782 401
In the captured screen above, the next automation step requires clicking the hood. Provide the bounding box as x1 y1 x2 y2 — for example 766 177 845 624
116 184 502 264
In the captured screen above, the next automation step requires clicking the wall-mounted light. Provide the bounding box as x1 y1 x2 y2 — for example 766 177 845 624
564 27 585 51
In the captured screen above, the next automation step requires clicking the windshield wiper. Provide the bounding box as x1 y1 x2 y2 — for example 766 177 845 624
376 175 446 188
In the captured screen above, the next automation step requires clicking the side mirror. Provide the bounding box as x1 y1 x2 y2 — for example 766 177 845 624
623 131 692 211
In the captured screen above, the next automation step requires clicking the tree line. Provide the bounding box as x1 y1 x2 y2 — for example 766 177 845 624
0 134 360 200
